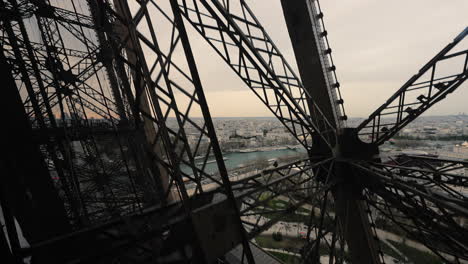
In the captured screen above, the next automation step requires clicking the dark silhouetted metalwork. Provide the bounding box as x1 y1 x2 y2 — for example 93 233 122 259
1 0 467 263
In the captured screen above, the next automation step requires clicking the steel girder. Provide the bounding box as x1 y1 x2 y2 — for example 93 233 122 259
357 28 468 145
1 0 165 253
351 158 468 262
2 0 468 263
175 0 337 152
2 157 331 263
280 0 347 129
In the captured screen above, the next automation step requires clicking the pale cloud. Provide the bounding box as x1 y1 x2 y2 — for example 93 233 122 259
191 0 468 117
129 0 467 118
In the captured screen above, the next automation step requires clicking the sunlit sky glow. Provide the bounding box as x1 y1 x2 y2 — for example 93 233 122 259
180 0 468 117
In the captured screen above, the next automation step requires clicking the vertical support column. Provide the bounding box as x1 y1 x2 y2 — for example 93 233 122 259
86 0 128 122
108 0 249 261
280 1 379 261
169 1 255 262
280 0 340 129
110 0 173 205
333 162 381 264
0 44 71 244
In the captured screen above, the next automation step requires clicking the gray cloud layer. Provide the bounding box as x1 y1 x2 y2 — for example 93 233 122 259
188 0 467 117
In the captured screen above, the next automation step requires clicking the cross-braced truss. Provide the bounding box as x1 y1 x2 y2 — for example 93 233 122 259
0 0 467 263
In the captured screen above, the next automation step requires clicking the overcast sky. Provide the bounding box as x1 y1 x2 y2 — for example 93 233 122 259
184 0 468 118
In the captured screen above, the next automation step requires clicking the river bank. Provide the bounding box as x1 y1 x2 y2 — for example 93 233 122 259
181 146 306 176
225 145 302 154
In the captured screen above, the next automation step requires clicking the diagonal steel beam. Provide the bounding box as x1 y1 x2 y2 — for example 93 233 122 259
177 0 337 152
357 27 468 145
281 0 347 130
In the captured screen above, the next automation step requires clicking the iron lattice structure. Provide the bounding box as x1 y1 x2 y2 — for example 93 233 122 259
0 0 467 263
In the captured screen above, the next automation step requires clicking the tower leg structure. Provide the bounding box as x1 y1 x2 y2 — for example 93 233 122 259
0 0 467 263
281 1 382 262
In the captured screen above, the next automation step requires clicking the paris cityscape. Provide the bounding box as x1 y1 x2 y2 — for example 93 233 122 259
172 115 468 263
1 0 467 264
92 114 468 263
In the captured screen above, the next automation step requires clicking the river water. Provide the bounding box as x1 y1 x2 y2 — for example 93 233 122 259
181 147 306 175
